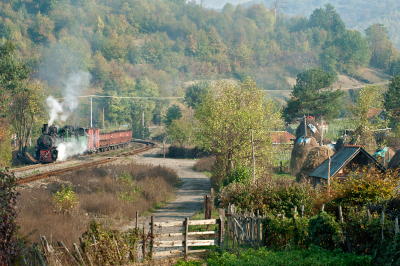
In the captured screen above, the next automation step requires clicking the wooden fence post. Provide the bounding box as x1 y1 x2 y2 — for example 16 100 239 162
58 241 79 266
150 216 154 260
73 243 86 266
293 206 297 219
396 217 399 235
185 217 189 258
301 205 304 218
321 204 325 212
257 210 261 249
219 209 225 250
33 244 46 266
381 211 385 240
136 211 139 229
142 223 146 259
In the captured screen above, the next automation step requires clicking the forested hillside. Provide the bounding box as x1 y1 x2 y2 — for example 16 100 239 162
0 0 399 129
243 0 400 50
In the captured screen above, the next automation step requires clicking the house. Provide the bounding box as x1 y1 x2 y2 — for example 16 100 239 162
308 145 386 187
270 131 295 145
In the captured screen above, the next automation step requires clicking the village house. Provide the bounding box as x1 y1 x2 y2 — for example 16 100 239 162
308 145 386 187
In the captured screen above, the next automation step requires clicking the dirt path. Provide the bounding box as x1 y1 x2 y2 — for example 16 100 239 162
124 147 212 228
119 147 212 261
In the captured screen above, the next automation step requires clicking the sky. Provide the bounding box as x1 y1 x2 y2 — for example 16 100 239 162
202 0 250 9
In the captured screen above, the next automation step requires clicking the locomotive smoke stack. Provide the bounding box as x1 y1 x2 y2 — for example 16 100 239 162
43 124 49 135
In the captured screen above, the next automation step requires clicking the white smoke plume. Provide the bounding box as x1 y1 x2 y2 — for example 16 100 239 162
56 140 88 161
46 71 92 126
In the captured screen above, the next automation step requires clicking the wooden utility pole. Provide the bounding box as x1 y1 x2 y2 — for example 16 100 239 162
102 107 105 129
251 129 255 182
321 117 323 145
163 139 165 159
327 148 331 191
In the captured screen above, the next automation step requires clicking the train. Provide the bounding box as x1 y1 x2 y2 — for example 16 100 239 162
36 124 132 163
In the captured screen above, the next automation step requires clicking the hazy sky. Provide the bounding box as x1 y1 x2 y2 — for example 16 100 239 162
203 0 251 9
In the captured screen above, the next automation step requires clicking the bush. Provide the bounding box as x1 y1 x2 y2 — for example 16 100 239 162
263 214 309 249
0 170 24 264
54 184 78 213
223 164 252 186
314 167 399 214
193 156 215 172
308 211 342 251
167 145 212 159
218 178 316 217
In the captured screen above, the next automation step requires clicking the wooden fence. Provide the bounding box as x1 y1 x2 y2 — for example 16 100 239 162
147 209 225 258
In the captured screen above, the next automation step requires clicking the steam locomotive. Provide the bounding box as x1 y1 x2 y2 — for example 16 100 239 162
36 124 132 163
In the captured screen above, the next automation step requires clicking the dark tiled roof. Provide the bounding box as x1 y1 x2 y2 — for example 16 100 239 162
308 146 385 179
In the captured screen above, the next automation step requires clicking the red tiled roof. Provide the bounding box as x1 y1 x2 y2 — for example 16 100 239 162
366 108 381 119
271 131 295 144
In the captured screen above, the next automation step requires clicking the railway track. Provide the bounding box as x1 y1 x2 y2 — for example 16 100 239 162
16 143 156 185
10 140 155 174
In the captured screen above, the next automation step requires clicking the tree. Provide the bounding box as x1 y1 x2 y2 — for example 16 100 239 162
195 78 282 183
384 74 400 128
319 45 338 75
0 41 30 114
365 24 393 70
334 29 370 74
308 4 345 38
184 81 210 109
351 85 384 130
283 68 343 123
10 81 46 153
0 41 30 165
163 105 182 127
349 85 384 153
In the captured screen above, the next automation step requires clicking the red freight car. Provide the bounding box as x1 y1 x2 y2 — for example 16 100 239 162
99 130 132 151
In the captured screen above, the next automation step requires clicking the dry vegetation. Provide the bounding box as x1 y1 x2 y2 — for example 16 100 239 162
193 156 215 172
16 161 182 248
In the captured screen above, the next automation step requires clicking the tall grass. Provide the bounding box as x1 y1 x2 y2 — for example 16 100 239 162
17 162 181 248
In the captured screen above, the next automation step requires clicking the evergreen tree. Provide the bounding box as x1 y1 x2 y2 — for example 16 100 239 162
384 74 400 127
283 68 343 122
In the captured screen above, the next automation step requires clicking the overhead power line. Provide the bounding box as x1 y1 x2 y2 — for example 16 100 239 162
56 95 184 100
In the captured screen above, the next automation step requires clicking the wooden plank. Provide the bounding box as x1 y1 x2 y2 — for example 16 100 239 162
153 250 182 257
219 208 225 249
157 231 217 237
154 240 183 247
188 239 218 246
189 231 218 236
188 219 218 226
154 239 218 247
188 249 208 254
184 217 189 258
151 221 184 227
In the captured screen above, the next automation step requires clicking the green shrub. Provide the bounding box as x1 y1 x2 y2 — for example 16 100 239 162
206 247 372 266
174 259 203 266
223 164 252 186
218 178 316 216
263 215 309 249
308 211 342 251
53 184 78 213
